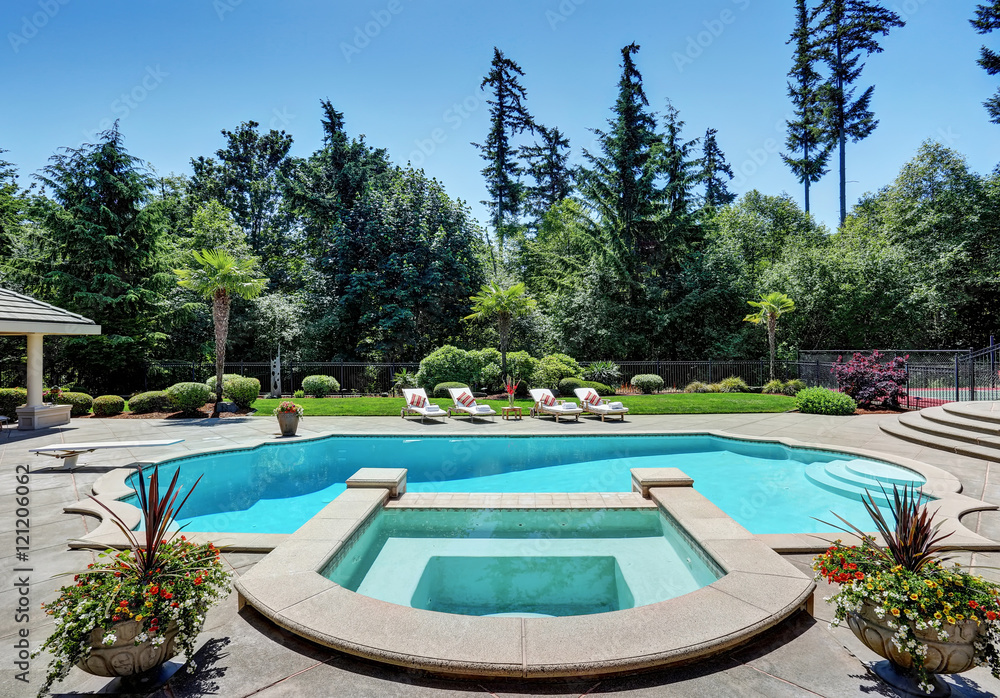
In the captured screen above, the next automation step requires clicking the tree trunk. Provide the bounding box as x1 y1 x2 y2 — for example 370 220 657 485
212 291 231 418
767 316 778 382
499 315 510 378
804 142 811 213
837 37 846 228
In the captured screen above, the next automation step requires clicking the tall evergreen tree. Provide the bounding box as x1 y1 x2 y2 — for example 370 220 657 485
580 42 666 267
972 1 1000 124
33 124 170 392
698 127 736 209
519 125 574 228
813 0 904 226
783 0 832 213
472 47 535 262
0 150 22 268
190 120 293 263
660 103 703 260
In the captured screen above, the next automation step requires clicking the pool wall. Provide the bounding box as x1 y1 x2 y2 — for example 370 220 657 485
233 468 817 678
67 430 1000 554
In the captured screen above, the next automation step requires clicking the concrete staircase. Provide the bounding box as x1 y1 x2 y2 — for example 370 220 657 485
880 402 1000 462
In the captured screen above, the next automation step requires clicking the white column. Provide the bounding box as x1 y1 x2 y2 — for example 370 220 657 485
26 333 43 407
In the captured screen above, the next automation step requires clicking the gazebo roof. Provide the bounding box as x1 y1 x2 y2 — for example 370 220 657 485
0 287 101 336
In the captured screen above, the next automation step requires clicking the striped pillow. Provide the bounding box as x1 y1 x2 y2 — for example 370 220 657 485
584 391 600 405
541 393 556 407
457 392 476 407
409 393 427 408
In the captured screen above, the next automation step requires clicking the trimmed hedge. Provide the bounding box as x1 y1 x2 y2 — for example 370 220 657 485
0 387 27 421
55 391 94 417
433 382 469 399
301 374 340 398
417 345 480 390
225 376 260 409
532 353 582 392
631 374 665 394
204 374 243 394
166 382 211 414
93 395 125 417
128 391 172 414
557 377 615 398
795 387 857 416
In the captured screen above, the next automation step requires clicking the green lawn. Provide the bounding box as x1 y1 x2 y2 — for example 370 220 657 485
251 393 795 417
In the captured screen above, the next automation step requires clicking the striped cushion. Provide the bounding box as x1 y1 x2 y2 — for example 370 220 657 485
584 391 600 405
457 392 476 407
409 393 427 408
541 393 556 407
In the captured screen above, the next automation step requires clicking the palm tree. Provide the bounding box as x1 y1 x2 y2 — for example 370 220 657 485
465 282 537 377
743 292 796 381
176 249 268 416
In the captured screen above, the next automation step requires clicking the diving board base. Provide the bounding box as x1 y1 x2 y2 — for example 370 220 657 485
16 404 72 430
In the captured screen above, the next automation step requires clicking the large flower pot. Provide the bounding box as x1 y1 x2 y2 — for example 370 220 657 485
276 412 299 436
848 601 982 697
79 619 180 679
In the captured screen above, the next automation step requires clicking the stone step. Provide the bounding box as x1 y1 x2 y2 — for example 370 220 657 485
803 463 893 504
879 419 1000 463
942 401 1000 426
897 411 1000 449
919 406 1000 437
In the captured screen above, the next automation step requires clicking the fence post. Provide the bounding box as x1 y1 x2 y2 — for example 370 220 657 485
289 362 294 395
970 355 976 402
708 359 713 384
815 360 820 388
191 361 196 383
955 356 960 403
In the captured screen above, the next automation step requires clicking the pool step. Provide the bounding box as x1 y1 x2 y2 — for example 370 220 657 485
880 405 1000 463
831 460 923 488
804 462 902 505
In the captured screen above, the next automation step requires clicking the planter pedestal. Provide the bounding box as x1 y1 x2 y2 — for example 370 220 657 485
871 659 949 698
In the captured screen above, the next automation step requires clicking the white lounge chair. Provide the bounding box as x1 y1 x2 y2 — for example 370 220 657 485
528 388 582 422
29 439 185 469
447 387 496 422
574 388 629 422
401 388 448 423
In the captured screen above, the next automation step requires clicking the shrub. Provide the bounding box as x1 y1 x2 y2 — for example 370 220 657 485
204 374 243 395
0 387 27 421
128 391 172 414
92 395 125 417
505 351 538 395
684 381 708 393
166 382 211 414
362 364 380 393
704 383 721 393
391 369 417 395
478 362 503 393
796 387 857 416
631 374 664 394
558 377 615 398
532 353 583 391
417 345 479 390
785 378 807 395
832 351 908 409
301 374 340 397
761 379 786 395
293 389 305 398
717 376 750 393
225 376 260 409
583 360 621 386
433 381 469 399
55 391 94 417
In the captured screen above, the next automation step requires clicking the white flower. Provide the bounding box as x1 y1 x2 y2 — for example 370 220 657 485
102 633 117 646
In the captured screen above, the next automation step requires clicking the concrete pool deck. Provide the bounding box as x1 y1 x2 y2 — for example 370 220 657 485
3 410 1000 696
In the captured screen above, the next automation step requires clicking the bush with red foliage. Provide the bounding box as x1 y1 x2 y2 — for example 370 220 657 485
832 351 908 409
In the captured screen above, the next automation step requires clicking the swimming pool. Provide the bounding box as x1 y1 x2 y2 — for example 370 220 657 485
323 507 721 616
126 434 925 535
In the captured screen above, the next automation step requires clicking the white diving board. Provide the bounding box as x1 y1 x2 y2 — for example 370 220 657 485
29 439 184 468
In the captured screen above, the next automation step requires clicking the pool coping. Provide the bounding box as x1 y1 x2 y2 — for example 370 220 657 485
65 429 1000 554
232 480 817 678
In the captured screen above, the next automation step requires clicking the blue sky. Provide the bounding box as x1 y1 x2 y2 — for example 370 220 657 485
2 0 997 233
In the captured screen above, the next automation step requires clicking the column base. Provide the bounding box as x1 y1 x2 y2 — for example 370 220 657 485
16 404 72 430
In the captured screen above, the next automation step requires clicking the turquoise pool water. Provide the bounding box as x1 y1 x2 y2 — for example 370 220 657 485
322 507 721 616
126 434 926 535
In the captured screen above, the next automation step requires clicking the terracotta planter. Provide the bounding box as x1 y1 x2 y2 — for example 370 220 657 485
78 619 180 679
276 412 299 436
848 601 982 696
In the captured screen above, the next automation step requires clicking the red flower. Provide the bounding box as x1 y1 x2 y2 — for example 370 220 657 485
854 572 864 580
970 600 978 609
119 600 129 608
149 585 159 595
112 615 120 621
987 611 997 621
194 576 203 585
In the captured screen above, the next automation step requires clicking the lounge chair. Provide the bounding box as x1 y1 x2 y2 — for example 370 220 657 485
447 387 496 422
573 388 629 422
528 388 582 422
401 388 448 422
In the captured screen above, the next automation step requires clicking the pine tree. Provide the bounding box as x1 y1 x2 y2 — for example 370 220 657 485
972 1 1000 124
472 48 535 260
580 42 666 267
519 125 574 228
698 127 736 209
783 0 832 213
660 103 702 258
813 0 904 227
